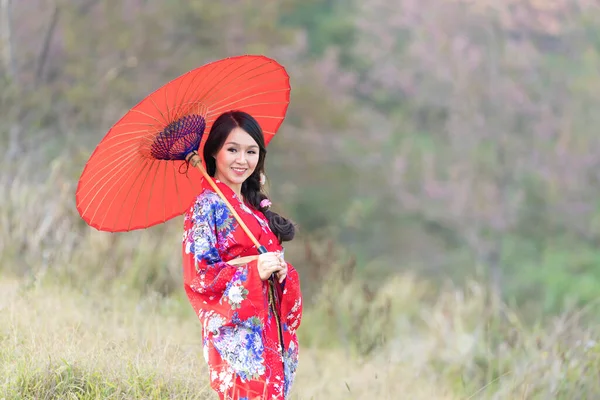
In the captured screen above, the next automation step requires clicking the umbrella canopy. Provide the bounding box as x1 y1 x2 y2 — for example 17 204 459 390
75 55 290 232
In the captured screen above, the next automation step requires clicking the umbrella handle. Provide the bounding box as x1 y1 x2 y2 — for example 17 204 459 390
187 151 268 255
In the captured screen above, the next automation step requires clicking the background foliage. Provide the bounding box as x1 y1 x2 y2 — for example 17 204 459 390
2 1 600 398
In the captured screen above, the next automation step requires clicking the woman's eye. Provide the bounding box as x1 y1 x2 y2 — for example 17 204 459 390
227 148 237 153
248 150 256 154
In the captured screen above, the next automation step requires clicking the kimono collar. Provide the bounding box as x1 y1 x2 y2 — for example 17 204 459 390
212 178 244 203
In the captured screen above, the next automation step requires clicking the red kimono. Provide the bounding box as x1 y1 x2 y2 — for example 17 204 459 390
182 178 303 400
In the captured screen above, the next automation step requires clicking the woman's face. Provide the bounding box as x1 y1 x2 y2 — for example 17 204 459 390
213 127 260 189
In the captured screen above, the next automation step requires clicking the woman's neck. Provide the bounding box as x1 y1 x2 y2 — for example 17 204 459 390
214 173 243 200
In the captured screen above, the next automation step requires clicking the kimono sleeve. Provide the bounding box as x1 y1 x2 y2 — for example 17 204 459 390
184 194 267 323
279 263 303 335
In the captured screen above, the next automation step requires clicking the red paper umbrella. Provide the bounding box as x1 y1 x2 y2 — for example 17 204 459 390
75 55 290 233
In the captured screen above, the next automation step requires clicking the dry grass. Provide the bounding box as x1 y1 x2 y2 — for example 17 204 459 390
2 269 600 399
0 277 456 400
0 278 211 399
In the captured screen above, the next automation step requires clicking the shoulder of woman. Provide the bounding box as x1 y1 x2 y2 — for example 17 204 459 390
192 189 227 211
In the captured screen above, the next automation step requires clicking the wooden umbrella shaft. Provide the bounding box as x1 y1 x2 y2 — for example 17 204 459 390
188 152 285 358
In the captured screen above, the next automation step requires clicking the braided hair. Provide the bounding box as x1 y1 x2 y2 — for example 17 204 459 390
203 111 295 243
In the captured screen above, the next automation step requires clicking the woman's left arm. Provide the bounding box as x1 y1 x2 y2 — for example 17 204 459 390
183 194 267 324
278 264 303 335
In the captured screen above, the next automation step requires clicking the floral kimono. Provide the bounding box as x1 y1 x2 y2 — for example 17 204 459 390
182 178 303 399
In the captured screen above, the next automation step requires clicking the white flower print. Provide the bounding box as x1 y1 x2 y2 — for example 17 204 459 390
218 366 234 393
221 269 249 310
206 314 226 334
227 285 245 305
203 344 209 363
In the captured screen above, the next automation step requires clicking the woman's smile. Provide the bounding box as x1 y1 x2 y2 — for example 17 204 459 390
231 167 247 176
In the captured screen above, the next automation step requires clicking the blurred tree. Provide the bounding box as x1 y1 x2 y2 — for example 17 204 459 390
300 0 600 305
0 0 16 82
279 0 357 63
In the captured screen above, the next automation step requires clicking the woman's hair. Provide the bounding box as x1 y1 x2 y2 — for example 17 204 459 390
203 110 295 243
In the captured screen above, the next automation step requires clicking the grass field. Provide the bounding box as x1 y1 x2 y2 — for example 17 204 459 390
2 272 599 399
0 277 456 400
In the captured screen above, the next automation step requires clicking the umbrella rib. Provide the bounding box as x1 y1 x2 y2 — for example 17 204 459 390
171 159 184 217
182 57 264 111
147 96 171 127
111 121 161 129
206 90 291 116
176 63 230 122
126 158 159 230
176 62 221 117
130 108 169 127
78 141 144 200
104 121 163 136
198 64 283 106
143 159 163 228
203 117 284 132
84 155 140 222
185 57 258 104
164 81 172 126
177 59 236 117
97 123 162 142
207 101 289 113
170 70 186 121
97 129 156 142
194 62 274 107
91 137 154 163
95 158 147 229
172 101 204 120
175 57 275 125
206 59 276 95
200 67 287 107
110 159 153 231
238 115 285 119
78 137 153 188
204 79 290 111
172 70 213 122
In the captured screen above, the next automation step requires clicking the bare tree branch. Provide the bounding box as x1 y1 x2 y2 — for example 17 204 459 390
35 3 60 86
0 0 16 82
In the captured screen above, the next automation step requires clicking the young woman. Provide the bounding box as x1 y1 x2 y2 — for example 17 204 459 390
182 111 303 399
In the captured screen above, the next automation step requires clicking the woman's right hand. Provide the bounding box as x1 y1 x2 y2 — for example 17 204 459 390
257 252 285 281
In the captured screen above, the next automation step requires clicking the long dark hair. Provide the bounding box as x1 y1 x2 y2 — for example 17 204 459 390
203 111 295 243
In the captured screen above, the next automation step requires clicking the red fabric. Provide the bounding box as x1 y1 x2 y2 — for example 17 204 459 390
182 178 302 399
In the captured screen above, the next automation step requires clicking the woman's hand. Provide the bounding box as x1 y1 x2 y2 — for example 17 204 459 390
275 252 288 283
275 262 288 284
257 252 285 281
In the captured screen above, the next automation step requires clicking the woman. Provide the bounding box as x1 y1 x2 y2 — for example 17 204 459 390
182 111 303 399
